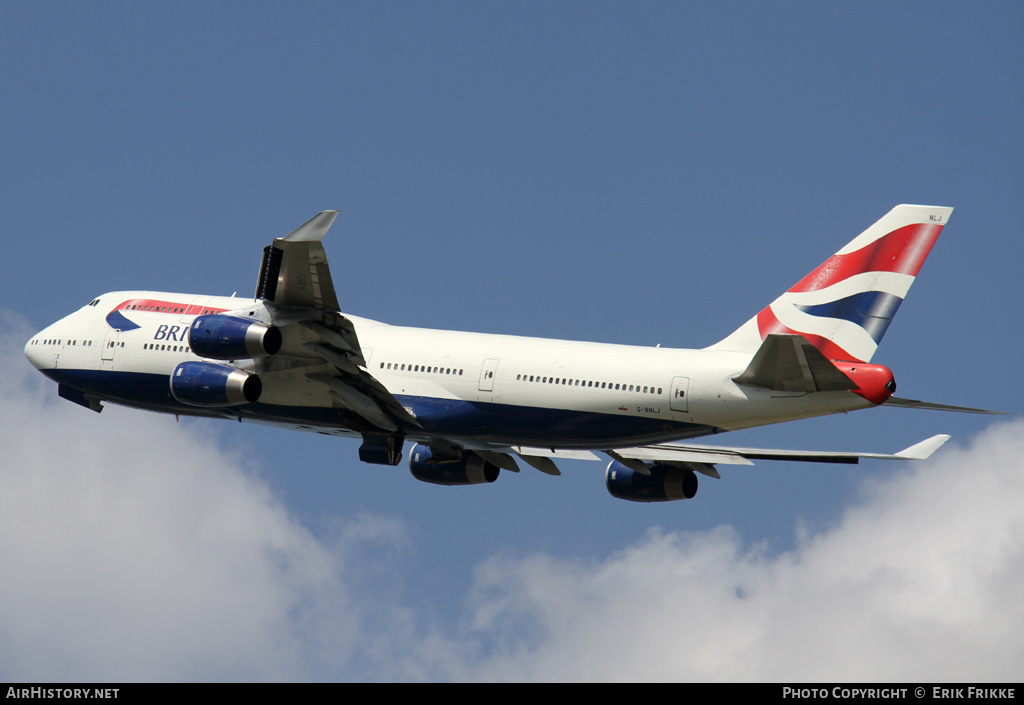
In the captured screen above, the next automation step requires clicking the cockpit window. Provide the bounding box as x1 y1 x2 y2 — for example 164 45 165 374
87 299 100 307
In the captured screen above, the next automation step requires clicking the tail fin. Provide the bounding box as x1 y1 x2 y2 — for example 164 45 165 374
709 204 953 362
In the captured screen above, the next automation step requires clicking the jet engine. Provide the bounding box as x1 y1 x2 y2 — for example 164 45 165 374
170 361 262 407
409 443 499 486
188 314 282 360
605 460 698 502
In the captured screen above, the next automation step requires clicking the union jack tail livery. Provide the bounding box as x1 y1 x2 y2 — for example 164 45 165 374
710 204 952 362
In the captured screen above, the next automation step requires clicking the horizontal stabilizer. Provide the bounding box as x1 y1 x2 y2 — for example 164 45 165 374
884 397 1008 415
735 334 856 393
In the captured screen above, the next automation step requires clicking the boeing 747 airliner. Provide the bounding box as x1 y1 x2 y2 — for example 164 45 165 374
25 205 998 501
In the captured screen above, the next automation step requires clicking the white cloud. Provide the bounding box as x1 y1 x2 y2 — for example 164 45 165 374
3 312 1022 681
0 313 386 681
447 420 1024 682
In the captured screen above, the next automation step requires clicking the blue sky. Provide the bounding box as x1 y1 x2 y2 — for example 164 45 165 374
2 2 1022 681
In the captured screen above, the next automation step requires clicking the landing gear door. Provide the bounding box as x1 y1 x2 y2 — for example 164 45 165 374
670 376 690 413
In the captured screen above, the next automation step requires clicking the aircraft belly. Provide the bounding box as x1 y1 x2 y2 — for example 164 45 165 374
46 368 194 415
48 367 713 447
400 395 717 448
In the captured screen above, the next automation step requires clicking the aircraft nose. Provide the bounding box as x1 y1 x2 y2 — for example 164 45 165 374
24 325 55 371
24 335 45 369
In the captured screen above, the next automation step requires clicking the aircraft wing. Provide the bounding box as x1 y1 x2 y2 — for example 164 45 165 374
254 211 419 432
601 434 951 479
255 210 342 311
614 434 950 465
492 435 951 479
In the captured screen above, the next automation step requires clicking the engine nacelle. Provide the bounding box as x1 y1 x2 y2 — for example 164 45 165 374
170 362 262 407
188 314 282 360
833 361 896 406
605 461 698 502
409 443 499 486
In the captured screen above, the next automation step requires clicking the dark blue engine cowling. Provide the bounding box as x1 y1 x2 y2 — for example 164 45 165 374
170 361 262 407
188 314 282 360
605 460 698 502
409 443 499 486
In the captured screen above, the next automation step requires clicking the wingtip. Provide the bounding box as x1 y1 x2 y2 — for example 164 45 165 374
281 210 340 242
895 434 951 460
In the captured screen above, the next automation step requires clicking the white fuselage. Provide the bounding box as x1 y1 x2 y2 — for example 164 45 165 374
25 290 874 451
